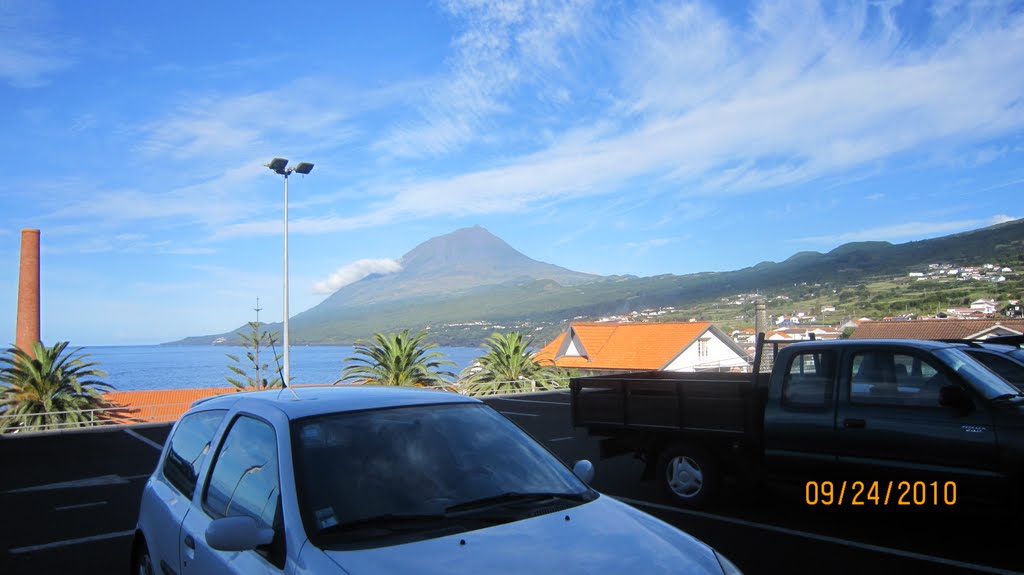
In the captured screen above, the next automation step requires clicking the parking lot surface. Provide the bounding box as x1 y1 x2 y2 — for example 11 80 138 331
1 391 1020 575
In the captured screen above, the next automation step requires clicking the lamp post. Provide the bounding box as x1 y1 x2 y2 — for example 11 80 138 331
265 157 314 388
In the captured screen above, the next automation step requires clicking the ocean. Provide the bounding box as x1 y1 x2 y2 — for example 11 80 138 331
80 345 485 392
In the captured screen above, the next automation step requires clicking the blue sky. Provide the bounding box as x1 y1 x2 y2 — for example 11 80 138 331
1 0 1022 346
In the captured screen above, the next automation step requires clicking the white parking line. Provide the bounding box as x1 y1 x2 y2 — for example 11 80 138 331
494 398 570 406
615 496 1024 575
8 529 135 555
547 436 575 442
124 428 163 451
55 501 108 511
498 411 540 418
6 473 150 494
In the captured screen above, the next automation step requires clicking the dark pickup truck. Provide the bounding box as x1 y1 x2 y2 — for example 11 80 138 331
570 337 1024 509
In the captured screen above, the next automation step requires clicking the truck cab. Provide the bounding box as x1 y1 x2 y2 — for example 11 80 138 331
764 339 1024 505
571 338 1024 510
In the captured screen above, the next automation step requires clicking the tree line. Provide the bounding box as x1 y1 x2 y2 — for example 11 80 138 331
0 327 569 433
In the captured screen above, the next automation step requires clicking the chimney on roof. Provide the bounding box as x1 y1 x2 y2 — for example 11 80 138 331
16 229 41 357
755 300 768 338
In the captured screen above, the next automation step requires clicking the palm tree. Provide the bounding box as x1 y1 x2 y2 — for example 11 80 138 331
0 341 113 432
458 332 569 396
340 330 456 387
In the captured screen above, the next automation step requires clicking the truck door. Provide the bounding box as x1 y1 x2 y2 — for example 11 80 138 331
835 348 999 502
763 348 840 479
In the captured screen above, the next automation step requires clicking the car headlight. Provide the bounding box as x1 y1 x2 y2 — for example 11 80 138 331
714 550 743 575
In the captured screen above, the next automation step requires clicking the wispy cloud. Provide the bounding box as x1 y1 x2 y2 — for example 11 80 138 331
220 1 1024 239
0 1 71 87
312 258 403 294
792 215 1019 244
137 78 355 161
373 0 594 158
626 236 688 250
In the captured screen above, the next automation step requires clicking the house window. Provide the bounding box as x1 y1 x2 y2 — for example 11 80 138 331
697 337 709 358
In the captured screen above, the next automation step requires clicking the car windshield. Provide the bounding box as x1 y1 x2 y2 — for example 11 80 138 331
291 402 592 548
934 347 1023 399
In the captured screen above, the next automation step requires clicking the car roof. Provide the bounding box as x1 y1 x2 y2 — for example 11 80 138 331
189 385 481 420
785 338 956 350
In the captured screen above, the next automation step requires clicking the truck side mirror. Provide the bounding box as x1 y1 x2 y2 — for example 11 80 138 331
939 384 973 411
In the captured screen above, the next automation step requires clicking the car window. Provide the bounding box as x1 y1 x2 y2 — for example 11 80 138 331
781 351 836 408
292 403 591 549
964 350 1024 388
204 415 281 529
849 351 945 407
162 410 227 498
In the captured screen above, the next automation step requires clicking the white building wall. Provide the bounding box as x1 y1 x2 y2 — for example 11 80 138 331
663 332 748 372
564 337 583 357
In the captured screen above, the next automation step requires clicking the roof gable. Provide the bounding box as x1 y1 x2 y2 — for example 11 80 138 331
535 322 715 370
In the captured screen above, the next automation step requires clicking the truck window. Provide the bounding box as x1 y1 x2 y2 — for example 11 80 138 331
849 351 944 407
781 351 836 408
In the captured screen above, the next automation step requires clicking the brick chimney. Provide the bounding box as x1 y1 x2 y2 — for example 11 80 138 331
754 299 768 337
16 229 41 356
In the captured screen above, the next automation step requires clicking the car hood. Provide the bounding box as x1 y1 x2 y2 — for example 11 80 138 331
321 495 724 574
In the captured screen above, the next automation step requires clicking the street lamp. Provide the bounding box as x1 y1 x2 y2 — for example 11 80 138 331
265 157 314 388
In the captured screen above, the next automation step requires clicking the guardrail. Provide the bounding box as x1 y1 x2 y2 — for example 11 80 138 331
0 402 187 434
0 378 574 434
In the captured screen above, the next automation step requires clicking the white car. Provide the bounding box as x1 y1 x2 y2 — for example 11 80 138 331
132 386 741 574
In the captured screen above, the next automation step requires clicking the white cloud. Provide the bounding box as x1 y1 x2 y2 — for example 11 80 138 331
990 214 1019 225
312 258 403 294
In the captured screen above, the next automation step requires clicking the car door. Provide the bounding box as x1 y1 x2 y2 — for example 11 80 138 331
763 348 841 478
144 409 226 575
181 413 286 575
835 348 1000 501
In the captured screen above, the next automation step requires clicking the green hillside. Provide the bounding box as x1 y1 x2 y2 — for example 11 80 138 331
167 219 1024 347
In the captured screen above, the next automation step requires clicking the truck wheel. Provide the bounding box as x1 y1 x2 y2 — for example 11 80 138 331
657 444 719 508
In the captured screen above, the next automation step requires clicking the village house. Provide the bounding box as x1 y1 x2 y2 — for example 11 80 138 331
534 321 751 374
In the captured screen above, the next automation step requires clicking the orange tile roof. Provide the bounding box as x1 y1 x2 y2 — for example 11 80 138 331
850 319 1024 340
534 322 713 370
104 387 238 424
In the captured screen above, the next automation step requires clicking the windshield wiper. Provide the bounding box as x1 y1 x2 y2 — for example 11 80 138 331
312 513 454 541
991 393 1024 403
444 491 588 514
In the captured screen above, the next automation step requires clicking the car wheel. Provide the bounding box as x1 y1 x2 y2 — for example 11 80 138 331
657 443 719 508
132 538 154 575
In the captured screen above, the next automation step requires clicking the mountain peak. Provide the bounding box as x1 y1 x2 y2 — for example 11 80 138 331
299 226 599 313
399 226 529 274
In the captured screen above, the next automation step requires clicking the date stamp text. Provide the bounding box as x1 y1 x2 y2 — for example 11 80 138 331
804 480 957 506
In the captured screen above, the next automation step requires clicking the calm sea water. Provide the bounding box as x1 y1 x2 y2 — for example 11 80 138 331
81 345 484 392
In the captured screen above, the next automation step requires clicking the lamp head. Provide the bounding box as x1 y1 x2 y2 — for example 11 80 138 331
266 158 289 175
294 162 314 175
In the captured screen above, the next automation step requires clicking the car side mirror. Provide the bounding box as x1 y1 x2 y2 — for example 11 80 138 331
206 516 274 552
939 384 973 411
573 460 595 484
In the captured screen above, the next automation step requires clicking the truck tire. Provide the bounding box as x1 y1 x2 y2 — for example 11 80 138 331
657 443 719 508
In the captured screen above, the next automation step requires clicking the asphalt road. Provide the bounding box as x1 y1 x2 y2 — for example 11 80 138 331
1 391 1020 575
